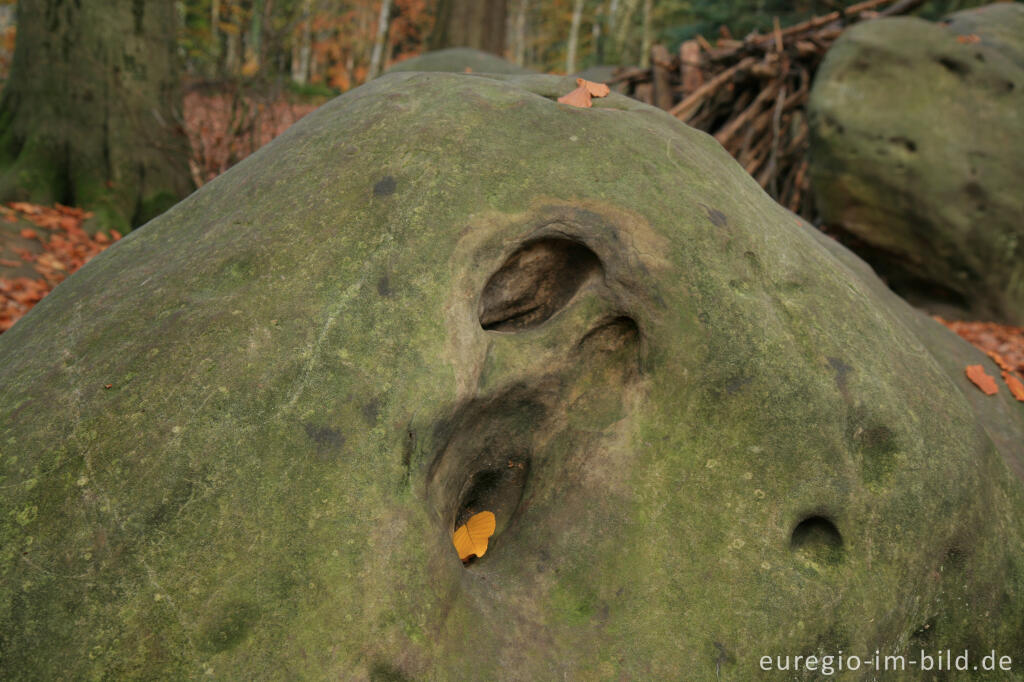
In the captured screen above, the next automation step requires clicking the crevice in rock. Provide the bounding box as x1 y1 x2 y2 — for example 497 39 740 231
480 238 602 332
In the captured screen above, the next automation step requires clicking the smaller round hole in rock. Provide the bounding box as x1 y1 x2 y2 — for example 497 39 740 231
791 516 844 565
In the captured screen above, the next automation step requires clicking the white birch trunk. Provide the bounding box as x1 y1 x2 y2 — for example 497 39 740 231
368 0 392 80
566 0 584 74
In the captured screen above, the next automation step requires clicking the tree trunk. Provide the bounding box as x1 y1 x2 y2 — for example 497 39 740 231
368 0 393 80
566 0 585 74
613 0 639 63
245 0 266 73
640 0 653 68
211 0 222 77
291 0 312 85
513 0 528 66
0 0 192 231
429 0 508 55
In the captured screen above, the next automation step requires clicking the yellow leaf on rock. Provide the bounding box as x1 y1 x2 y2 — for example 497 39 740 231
452 510 496 562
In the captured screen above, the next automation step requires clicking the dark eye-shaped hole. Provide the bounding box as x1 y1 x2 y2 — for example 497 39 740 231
479 238 602 332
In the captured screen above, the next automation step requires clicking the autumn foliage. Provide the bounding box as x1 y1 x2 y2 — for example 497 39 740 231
0 203 120 332
937 317 1024 402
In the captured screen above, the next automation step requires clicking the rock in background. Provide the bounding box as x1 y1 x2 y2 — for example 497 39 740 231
808 3 1024 324
387 47 532 75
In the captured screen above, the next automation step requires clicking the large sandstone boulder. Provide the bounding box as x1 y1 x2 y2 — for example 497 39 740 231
387 47 531 75
808 4 1024 324
1 72 1023 679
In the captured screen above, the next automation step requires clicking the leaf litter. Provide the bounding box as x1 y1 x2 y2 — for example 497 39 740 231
0 202 120 332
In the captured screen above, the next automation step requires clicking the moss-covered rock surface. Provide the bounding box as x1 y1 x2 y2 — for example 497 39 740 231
808 3 1024 324
1 72 1023 679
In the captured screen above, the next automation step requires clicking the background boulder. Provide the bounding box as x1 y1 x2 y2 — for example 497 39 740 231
1 71 1022 678
387 47 531 75
808 4 1024 324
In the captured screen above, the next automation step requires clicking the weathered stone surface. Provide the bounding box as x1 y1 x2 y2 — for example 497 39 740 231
1 72 1023 679
808 4 1024 324
387 46 531 75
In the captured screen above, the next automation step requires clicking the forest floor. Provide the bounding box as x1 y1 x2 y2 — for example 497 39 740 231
0 90 1022 399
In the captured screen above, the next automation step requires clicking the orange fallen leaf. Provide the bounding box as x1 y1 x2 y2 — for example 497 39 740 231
956 34 981 44
966 364 998 395
987 350 1013 373
452 510 496 563
580 79 610 98
557 78 611 109
9 202 40 215
0 258 23 267
19 228 36 240
1002 371 1024 402
35 253 66 271
104 383 113 389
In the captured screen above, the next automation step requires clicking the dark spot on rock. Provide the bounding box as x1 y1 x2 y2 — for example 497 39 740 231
944 544 969 571
713 641 735 670
848 414 898 484
889 136 917 152
964 181 988 214
200 600 259 654
376 274 392 297
827 356 852 393
370 663 410 682
791 516 844 565
725 374 753 395
910 617 937 647
851 57 872 72
975 52 986 63
704 206 728 228
479 238 601 332
303 423 345 457
362 398 382 424
373 176 397 196
936 56 970 76
824 115 844 135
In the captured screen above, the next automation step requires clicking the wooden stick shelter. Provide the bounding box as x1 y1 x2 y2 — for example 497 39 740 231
608 0 924 217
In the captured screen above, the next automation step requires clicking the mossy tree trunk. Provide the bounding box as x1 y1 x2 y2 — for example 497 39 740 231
0 0 193 231
429 0 508 55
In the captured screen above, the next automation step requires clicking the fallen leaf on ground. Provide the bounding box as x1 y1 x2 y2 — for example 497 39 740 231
956 34 981 44
1003 372 1024 402
937 317 1024 378
1 201 119 333
557 78 611 109
987 350 1012 373
9 202 40 214
452 510 496 563
966 364 998 395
